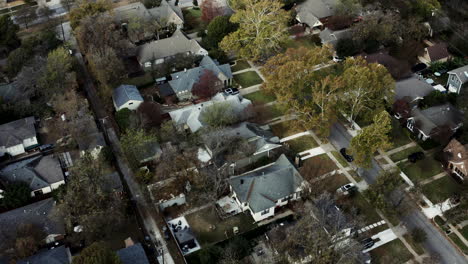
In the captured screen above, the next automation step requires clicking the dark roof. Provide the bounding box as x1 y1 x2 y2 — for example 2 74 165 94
117 243 150 264
362 51 411 80
174 227 196 244
395 77 434 102
17 246 71 264
411 103 464 135
158 83 175 97
0 198 65 249
426 43 450 61
229 155 304 213
0 155 64 190
0 117 36 148
76 132 106 152
112 84 143 109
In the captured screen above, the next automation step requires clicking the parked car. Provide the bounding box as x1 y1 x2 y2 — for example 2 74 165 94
408 152 425 163
224 88 239 95
361 238 374 249
336 183 356 194
39 144 55 152
340 148 354 162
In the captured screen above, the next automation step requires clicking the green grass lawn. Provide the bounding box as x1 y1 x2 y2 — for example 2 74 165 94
231 60 250 72
270 120 305 138
286 135 319 153
339 193 382 225
389 118 413 147
123 72 154 88
299 154 337 182
390 145 424 162
234 71 263 88
243 90 276 104
185 206 257 246
403 234 425 255
398 155 443 182
265 104 286 118
370 239 413 264
283 36 320 50
321 173 350 194
449 233 468 255
331 151 349 167
422 176 464 203
182 8 203 33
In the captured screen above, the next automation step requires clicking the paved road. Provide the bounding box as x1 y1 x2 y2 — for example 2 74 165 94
328 122 468 264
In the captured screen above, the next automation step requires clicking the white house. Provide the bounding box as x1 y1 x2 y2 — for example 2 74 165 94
0 155 65 197
228 154 306 222
0 117 38 157
112 84 144 111
447 65 468 94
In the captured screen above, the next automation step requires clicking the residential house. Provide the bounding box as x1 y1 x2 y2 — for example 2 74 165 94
0 198 65 249
394 77 435 119
17 246 71 264
319 28 352 48
0 155 65 197
447 65 468 94
407 103 463 141
76 132 106 159
443 139 468 181
117 242 150 264
419 42 450 64
169 93 252 133
295 0 338 32
228 154 306 222
169 56 233 101
137 29 208 69
113 84 144 111
362 51 411 80
0 117 38 157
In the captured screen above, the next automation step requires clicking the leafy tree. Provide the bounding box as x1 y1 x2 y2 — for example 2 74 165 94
69 0 111 29
72 242 122 264
38 6 56 22
201 0 223 22
203 15 237 49
335 38 358 57
127 15 161 43
6 47 33 76
192 69 221 99
411 0 440 19
87 46 125 98
335 0 362 16
14 224 46 259
15 6 38 29
411 228 427 243
0 182 31 209
121 128 158 169
419 91 457 109
200 103 237 128
137 101 162 129
115 108 133 131
39 47 74 97
220 0 290 61
143 0 161 8
363 170 402 210
350 111 392 168
0 15 20 52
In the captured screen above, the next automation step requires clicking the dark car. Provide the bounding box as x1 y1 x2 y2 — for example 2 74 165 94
361 238 374 249
39 144 55 152
408 151 425 163
340 148 354 162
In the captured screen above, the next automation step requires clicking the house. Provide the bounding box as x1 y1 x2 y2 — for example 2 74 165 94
0 117 38 157
76 132 106 159
0 155 65 197
319 28 352 48
117 242 150 264
113 84 144 111
443 139 468 181
0 198 65 249
362 51 411 80
407 103 463 141
395 77 435 103
169 93 252 133
295 0 338 31
169 56 233 101
137 29 208 68
447 65 468 94
228 154 306 222
419 43 450 64
17 246 71 264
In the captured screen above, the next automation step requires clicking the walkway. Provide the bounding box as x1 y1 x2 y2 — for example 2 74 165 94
363 229 398 253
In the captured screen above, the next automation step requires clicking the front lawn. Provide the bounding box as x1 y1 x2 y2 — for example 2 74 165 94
331 151 348 167
389 145 423 162
286 135 319 153
422 176 464 203
234 71 263 88
243 90 276 104
398 155 443 182
182 8 203 33
231 60 250 72
320 173 350 193
403 234 425 255
338 193 382 225
370 239 413 264
283 36 320 50
299 154 337 181
462 226 468 241
389 119 412 147
185 206 257 246
449 233 468 255
270 120 305 138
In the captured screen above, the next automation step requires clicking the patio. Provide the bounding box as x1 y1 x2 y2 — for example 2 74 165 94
216 196 242 217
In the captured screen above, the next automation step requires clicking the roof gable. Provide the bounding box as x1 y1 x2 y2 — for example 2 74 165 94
0 117 36 148
113 84 143 108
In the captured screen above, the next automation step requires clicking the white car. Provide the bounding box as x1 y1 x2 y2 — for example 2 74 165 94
336 183 356 194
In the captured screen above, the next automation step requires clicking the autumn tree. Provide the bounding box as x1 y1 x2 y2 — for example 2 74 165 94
87 46 125 98
393 99 411 120
121 129 158 169
127 15 161 43
137 101 163 129
192 69 221 99
363 170 402 211
0 15 20 53
220 0 290 61
72 242 122 264
202 15 237 49
69 0 111 29
201 0 223 22
39 47 75 97
200 103 238 128
350 111 392 168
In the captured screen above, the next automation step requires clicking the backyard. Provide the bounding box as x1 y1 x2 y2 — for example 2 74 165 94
231 60 250 72
234 71 263 88
185 206 257 246
398 154 444 182
243 90 276 104
299 154 337 182
422 176 464 203
270 120 305 138
339 193 382 225
285 135 319 153
370 239 413 264
389 145 423 162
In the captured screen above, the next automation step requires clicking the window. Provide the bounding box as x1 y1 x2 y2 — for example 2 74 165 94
261 208 270 215
129 102 133 105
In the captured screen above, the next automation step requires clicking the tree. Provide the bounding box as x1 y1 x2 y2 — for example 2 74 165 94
193 0 198 6
121 128 158 169
0 182 31 209
38 6 56 22
87 46 125 98
392 99 411 120
137 101 163 129
350 111 392 168
201 0 223 22
203 15 237 49
192 69 221 99
411 228 427 243
335 38 358 57
200 103 237 128
220 0 290 61
127 15 161 43
13 223 46 259
335 0 362 16
72 242 122 264
0 15 20 53
6 47 33 77
69 0 111 29
15 6 38 29
115 108 133 132
338 57 394 125
363 170 402 211
61 0 76 12
143 0 161 8
14 56 47 100
411 0 440 19
39 47 74 97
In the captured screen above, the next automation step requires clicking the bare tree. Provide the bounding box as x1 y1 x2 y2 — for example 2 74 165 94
15 6 38 29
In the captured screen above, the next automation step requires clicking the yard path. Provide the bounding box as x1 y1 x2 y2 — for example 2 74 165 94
362 228 399 253
419 172 448 185
375 142 417 158
449 223 468 248
181 203 213 217
239 84 261 95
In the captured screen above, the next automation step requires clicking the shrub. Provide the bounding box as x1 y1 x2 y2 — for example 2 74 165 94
115 108 132 131
411 228 427 243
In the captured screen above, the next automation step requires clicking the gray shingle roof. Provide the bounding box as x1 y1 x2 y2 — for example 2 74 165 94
448 65 468 84
411 103 464 135
395 77 434 102
0 117 36 148
17 246 71 264
0 198 65 249
117 243 150 264
0 155 64 190
229 154 304 213
113 84 144 109
114 0 183 27
76 132 106 152
169 56 232 94
319 28 352 47
296 0 338 27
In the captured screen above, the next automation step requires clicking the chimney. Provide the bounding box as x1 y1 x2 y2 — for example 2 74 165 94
240 179 244 184
184 68 187 72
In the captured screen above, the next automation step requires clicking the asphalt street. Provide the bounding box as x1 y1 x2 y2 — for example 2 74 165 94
328 122 468 264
